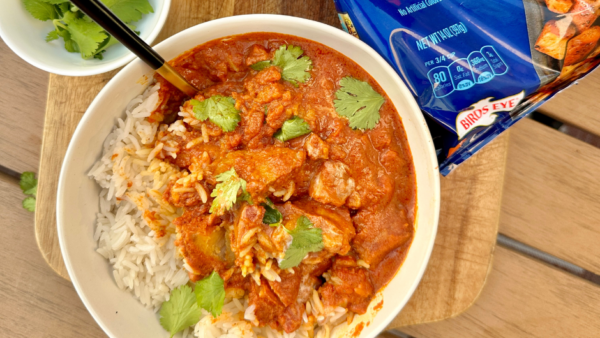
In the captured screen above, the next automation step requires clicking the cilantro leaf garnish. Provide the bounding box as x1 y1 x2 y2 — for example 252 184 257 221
46 30 59 42
249 45 312 86
261 198 282 226
22 0 153 60
238 190 254 205
195 271 225 318
20 172 37 212
250 60 271 71
279 216 324 269
63 12 109 59
159 285 201 338
23 197 36 212
273 45 313 86
22 0 59 21
274 116 311 142
334 77 385 130
210 168 248 215
189 96 241 132
101 0 154 23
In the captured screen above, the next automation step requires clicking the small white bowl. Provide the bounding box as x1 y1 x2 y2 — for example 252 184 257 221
57 14 440 338
0 0 170 76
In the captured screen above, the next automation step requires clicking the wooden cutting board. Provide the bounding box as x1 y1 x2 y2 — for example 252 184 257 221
34 0 508 329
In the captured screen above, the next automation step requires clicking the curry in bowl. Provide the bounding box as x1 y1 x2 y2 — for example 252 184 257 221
89 32 416 338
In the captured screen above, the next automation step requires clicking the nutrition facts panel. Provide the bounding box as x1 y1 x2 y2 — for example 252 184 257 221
427 45 508 98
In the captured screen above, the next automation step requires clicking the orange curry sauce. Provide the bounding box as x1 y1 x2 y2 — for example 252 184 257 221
151 33 416 333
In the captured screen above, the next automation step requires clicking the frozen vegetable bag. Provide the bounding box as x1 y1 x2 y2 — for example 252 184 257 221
334 0 600 175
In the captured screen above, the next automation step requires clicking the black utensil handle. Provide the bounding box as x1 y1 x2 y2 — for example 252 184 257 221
69 0 164 70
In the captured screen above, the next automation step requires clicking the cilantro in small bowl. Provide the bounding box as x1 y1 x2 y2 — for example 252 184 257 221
0 0 170 75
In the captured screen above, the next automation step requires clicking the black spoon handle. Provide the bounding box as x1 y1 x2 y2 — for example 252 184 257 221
70 0 198 96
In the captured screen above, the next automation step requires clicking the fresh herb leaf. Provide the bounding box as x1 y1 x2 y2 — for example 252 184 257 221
274 116 311 142
55 2 70 16
210 168 248 215
22 0 59 21
195 271 225 318
159 285 201 338
250 60 272 71
238 191 253 205
101 0 154 23
23 197 36 212
272 45 313 86
279 216 323 269
46 30 59 42
190 96 241 132
63 11 108 59
20 172 37 213
261 198 282 226
24 0 152 60
334 77 385 130
91 35 119 59
41 0 70 4
20 172 37 196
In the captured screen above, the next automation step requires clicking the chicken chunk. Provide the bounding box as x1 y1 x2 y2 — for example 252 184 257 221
249 277 285 326
277 302 304 333
304 133 329 160
570 0 600 32
564 26 600 66
245 44 271 66
210 148 306 199
352 201 413 266
279 199 355 255
319 256 374 314
309 161 356 207
231 204 265 274
534 19 576 59
267 266 301 306
546 0 573 13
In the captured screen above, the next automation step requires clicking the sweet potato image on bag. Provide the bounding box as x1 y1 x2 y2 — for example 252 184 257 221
570 0 600 32
546 0 574 13
564 25 600 66
535 19 577 59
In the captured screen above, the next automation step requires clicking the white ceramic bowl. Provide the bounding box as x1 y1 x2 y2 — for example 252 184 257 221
0 0 170 76
57 14 440 338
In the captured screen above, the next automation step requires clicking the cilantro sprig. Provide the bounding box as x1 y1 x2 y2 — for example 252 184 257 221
274 116 311 142
159 272 225 337
334 77 385 130
22 0 153 60
261 198 282 226
159 285 201 338
20 172 38 212
279 216 324 269
189 96 241 132
210 168 249 215
195 271 226 318
250 45 313 86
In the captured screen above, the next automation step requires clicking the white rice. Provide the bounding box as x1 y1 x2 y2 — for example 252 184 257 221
89 83 189 311
90 83 356 338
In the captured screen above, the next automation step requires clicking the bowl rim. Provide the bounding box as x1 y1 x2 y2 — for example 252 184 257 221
0 0 171 76
57 13 441 338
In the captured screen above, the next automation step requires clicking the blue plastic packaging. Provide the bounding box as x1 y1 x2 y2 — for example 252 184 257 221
334 0 600 175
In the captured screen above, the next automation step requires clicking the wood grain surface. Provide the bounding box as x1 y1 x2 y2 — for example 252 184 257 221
390 132 508 327
402 246 600 338
34 0 506 330
0 172 104 337
539 70 600 136
500 118 600 274
0 39 48 173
